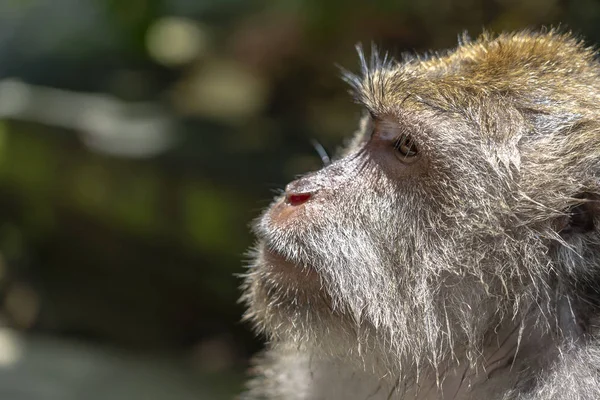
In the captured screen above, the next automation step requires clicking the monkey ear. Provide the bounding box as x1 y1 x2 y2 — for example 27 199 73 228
559 193 600 235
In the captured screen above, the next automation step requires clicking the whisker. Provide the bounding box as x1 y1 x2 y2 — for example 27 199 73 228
310 139 331 166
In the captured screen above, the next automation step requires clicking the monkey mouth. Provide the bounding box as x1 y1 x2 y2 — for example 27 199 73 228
259 243 321 286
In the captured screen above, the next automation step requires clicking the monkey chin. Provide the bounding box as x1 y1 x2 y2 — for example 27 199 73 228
251 242 325 306
243 242 350 343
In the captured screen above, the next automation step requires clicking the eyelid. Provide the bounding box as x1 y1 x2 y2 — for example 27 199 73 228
374 118 409 142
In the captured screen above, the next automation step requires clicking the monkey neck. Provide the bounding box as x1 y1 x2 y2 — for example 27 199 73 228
263 315 561 400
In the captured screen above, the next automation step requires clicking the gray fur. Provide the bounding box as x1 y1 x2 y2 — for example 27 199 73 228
241 31 600 399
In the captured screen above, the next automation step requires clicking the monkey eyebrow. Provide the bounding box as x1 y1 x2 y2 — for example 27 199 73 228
399 92 414 109
362 93 414 121
410 94 452 115
372 91 453 120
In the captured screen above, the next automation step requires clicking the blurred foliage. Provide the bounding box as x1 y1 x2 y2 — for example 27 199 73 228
0 0 599 398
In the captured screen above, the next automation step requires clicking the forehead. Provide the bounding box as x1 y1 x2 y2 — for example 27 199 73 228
346 32 599 132
351 70 519 146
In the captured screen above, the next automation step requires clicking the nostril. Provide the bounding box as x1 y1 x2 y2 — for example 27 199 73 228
286 192 312 206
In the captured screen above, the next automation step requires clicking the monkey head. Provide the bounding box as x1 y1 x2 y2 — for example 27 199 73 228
242 31 600 373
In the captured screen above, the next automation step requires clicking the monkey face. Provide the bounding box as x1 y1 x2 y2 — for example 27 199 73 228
242 32 600 365
244 102 528 355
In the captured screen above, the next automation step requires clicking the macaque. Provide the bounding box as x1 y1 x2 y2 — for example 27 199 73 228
241 31 600 399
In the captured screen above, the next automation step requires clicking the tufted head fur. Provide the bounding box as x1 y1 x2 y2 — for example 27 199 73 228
241 30 600 397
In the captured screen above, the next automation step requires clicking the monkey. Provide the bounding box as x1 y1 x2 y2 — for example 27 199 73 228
240 30 600 399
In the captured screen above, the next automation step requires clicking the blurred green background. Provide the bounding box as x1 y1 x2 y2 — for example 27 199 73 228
0 0 598 398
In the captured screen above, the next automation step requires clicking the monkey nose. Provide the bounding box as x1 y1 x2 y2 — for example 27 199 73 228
286 192 312 206
284 177 318 206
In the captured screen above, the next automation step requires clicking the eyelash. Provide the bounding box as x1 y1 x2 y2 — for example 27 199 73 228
393 134 418 158
366 112 421 161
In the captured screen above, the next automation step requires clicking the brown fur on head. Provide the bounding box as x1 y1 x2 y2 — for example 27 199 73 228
242 30 600 378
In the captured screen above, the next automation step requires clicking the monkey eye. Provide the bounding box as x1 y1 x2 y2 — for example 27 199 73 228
393 134 418 159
